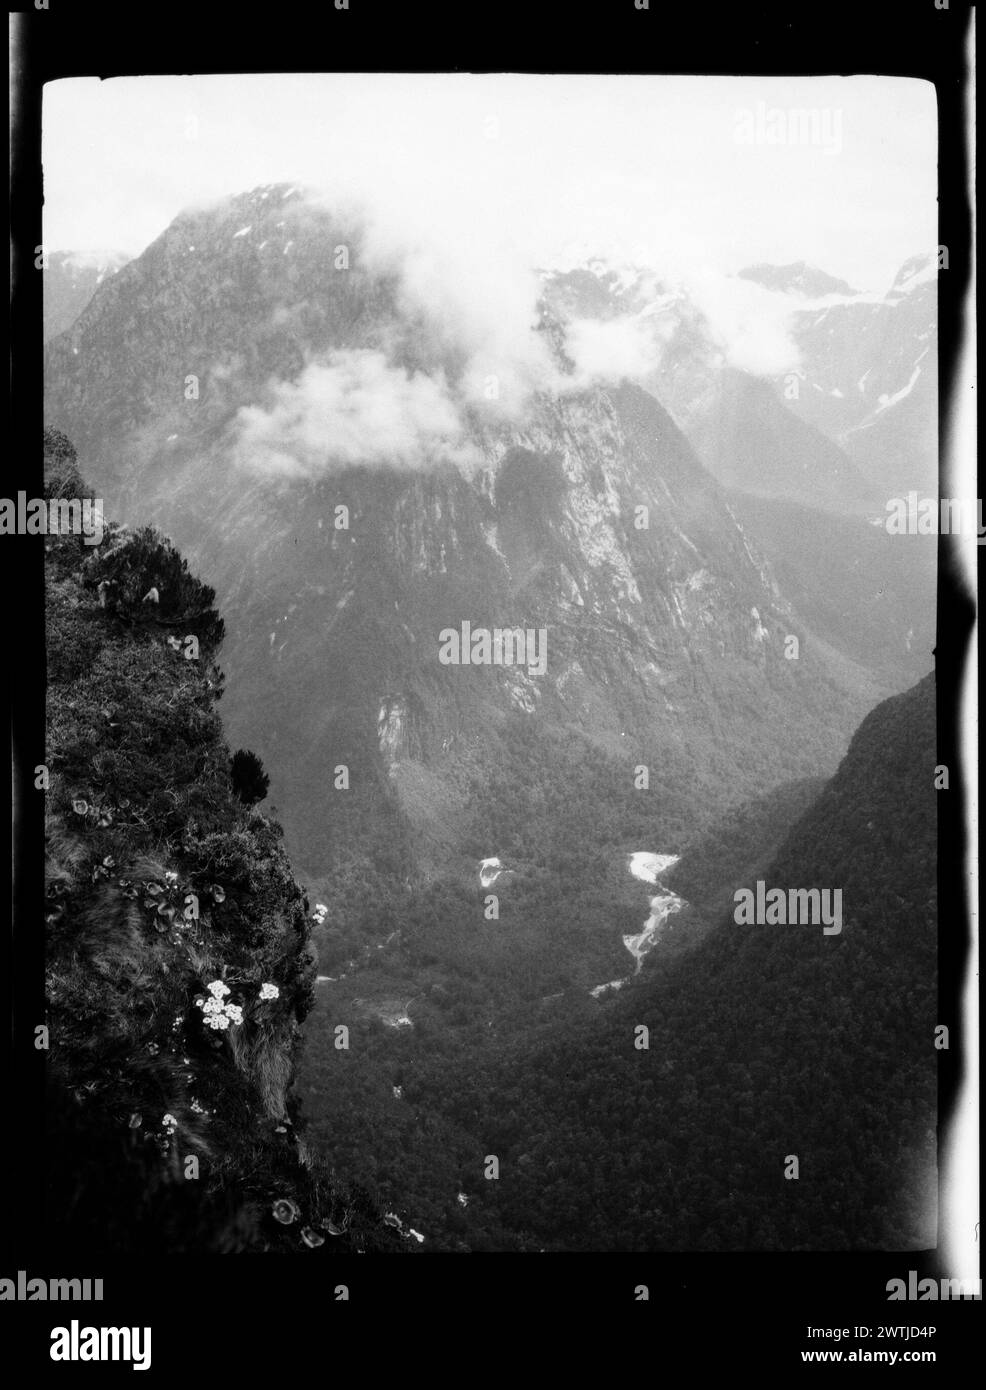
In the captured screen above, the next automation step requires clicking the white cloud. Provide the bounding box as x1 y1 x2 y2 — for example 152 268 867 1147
684 271 803 376
564 314 664 385
353 219 562 422
230 350 481 477
228 224 809 484
40 74 936 474
43 74 936 294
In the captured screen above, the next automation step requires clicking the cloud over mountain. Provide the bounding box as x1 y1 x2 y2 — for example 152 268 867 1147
230 349 481 478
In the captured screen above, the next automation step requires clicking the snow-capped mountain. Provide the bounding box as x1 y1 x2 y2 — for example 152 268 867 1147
738 261 858 299
763 253 938 498
540 262 880 517
543 252 937 508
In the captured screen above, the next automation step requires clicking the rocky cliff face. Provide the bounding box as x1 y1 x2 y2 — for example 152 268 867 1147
45 186 886 880
42 431 393 1255
536 260 937 686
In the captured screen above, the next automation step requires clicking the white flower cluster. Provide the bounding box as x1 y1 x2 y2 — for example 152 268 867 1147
190 1098 206 1115
197 980 243 1031
259 982 280 1001
162 1113 178 1137
311 902 328 925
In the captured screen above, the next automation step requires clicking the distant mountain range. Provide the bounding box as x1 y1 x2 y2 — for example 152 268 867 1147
775 252 937 498
738 261 859 298
43 248 130 342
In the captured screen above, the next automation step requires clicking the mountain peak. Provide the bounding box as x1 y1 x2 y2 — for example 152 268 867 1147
737 261 857 299
889 252 937 297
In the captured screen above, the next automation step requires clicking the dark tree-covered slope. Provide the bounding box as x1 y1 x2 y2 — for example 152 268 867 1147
423 673 938 1250
42 429 398 1255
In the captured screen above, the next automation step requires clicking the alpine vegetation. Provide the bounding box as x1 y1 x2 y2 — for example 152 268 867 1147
41 429 399 1257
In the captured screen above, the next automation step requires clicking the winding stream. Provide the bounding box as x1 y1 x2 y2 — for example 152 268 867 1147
590 851 686 997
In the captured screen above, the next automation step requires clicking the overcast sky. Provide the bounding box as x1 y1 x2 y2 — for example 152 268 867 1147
43 73 936 294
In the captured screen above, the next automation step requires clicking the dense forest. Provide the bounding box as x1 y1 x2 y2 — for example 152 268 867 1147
42 429 398 1255
298 675 938 1251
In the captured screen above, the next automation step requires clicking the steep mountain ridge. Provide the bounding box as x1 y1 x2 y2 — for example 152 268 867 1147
538 260 936 686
